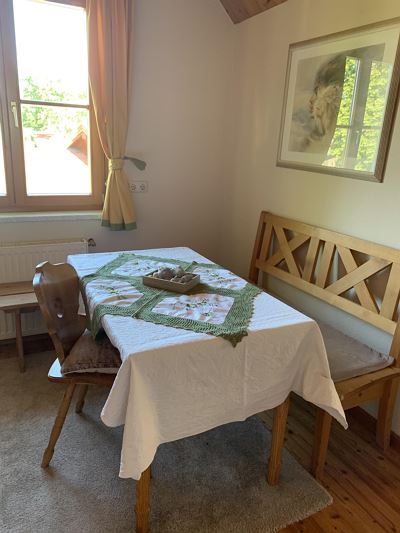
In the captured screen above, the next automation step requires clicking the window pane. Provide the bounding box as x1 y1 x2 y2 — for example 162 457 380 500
0 121 6 196
363 60 391 127
336 57 359 126
13 0 88 105
21 104 91 196
325 127 350 168
355 128 380 172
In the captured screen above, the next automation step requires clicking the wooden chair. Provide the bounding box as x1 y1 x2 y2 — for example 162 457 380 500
33 261 118 467
250 212 400 480
33 262 150 533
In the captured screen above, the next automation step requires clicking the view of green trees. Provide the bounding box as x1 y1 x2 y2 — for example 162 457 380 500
327 56 391 172
21 76 88 137
327 57 358 168
356 61 390 171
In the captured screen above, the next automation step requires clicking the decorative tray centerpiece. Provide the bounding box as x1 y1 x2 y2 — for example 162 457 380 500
143 266 200 293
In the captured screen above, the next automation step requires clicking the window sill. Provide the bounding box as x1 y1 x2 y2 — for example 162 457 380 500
0 211 102 223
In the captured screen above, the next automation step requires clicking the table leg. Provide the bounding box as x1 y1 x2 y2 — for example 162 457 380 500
135 466 151 533
311 408 332 481
268 396 290 485
14 310 25 373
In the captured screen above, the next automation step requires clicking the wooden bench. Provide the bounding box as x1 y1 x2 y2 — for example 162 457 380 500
249 211 400 479
0 281 39 372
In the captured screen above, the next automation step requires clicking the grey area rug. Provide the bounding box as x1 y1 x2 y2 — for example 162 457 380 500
0 352 332 532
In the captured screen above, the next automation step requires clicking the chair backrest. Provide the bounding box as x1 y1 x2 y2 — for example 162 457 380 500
249 212 400 362
33 262 87 364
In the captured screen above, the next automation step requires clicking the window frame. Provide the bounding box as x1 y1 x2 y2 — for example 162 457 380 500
0 0 105 212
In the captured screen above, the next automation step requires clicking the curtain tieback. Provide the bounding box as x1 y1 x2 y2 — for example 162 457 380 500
108 158 124 171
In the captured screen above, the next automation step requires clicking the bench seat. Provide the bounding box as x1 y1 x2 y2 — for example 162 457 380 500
319 322 393 382
0 281 38 372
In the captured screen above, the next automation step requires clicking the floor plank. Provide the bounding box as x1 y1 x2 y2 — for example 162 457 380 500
259 395 400 533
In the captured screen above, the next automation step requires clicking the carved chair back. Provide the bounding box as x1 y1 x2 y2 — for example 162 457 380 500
33 262 87 364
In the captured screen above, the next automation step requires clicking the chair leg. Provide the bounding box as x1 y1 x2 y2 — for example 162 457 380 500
14 310 25 373
135 466 151 533
268 396 290 486
41 382 76 468
311 408 332 481
377 379 400 451
75 384 89 414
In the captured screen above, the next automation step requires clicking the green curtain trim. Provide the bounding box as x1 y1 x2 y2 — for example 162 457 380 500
101 220 137 231
81 253 261 346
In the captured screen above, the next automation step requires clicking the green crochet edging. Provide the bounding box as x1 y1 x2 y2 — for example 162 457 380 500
138 282 261 347
81 253 261 346
93 252 195 278
101 220 137 231
91 288 159 338
80 273 161 337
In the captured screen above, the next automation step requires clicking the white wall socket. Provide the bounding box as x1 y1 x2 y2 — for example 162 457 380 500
130 180 148 193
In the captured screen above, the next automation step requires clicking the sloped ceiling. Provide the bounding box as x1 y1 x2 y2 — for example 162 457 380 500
220 0 287 24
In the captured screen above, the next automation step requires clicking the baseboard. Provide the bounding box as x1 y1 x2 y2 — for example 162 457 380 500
0 333 53 359
348 406 400 454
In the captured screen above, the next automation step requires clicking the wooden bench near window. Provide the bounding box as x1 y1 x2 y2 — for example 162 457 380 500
0 281 38 372
249 211 400 479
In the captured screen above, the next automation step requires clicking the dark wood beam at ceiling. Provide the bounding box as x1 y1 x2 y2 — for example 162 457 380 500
220 0 288 24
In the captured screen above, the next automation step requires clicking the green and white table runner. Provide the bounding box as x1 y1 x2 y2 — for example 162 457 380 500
82 253 261 346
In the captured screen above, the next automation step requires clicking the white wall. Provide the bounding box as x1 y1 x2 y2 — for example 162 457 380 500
220 0 400 434
0 0 235 262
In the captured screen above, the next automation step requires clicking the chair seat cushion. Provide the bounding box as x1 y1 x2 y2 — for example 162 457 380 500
318 322 393 382
61 330 121 375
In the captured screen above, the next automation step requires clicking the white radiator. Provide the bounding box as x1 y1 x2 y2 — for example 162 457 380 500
0 239 88 340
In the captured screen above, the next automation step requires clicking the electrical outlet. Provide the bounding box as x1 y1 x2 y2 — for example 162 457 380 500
130 180 148 193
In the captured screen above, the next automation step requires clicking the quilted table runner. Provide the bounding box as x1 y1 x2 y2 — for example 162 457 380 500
81 253 261 346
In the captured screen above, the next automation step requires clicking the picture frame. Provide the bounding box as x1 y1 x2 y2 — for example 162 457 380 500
277 18 400 182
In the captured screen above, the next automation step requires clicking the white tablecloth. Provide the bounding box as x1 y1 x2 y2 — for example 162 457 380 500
69 247 347 480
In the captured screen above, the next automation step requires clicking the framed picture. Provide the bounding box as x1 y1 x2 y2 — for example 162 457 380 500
277 18 400 182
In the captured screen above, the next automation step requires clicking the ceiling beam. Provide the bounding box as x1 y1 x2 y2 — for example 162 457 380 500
220 0 288 24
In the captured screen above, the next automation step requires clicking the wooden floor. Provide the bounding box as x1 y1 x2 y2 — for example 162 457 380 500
259 396 400 533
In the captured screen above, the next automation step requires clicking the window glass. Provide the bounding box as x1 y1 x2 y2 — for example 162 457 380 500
363 61 391 127
21 104 90 195
13 0 91 196
326 55 391 172
336 57 359 126
13 0 89 105
327 57 359 167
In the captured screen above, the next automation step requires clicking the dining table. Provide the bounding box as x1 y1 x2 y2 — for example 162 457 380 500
68 246 347 532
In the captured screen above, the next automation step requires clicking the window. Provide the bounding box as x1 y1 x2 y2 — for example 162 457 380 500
0 0 104 211
327 55 391 172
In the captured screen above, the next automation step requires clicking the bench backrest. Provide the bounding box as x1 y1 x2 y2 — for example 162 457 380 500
249 212 400 339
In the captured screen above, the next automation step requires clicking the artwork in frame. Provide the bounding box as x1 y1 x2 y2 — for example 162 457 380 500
277 18 400 182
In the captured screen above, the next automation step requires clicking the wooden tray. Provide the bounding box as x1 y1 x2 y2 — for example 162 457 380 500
142 274 200 293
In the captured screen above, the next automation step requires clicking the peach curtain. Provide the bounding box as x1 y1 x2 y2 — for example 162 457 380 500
87 0 136 230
